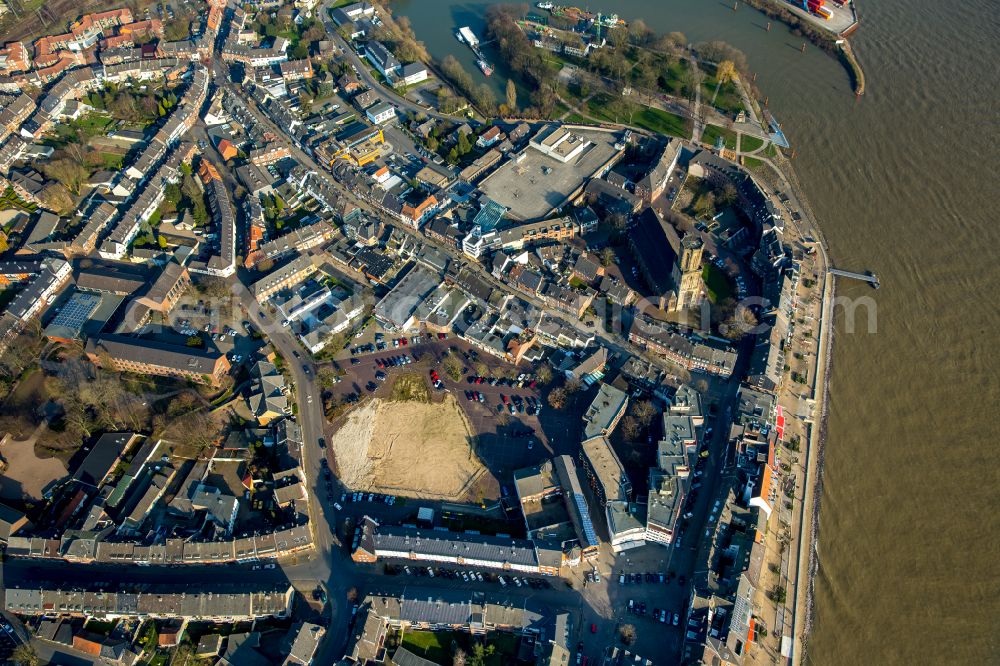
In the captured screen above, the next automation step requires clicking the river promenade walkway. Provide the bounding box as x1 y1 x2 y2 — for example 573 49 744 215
749 151 834 666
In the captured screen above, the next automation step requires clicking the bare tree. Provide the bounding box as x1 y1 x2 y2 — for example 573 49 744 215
10 643 39 666
599 247 616 267
547 387 568 410
607 26 628 50
622 415 641 440
630 399 658 427
681 66 704 101
317 366 339 390
39 182 73 213
619 623 636 645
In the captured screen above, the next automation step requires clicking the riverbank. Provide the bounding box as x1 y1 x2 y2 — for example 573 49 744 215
792 253 834 665
746 149 833 663
740 0 866 96
776 154 835 664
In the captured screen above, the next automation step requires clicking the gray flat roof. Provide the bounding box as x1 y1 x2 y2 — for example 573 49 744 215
479 127 622 221
371 523 539 568
580 435 629 504
582 382 628 440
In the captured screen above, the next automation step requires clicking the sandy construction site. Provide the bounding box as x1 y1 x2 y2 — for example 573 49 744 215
328 396 489 500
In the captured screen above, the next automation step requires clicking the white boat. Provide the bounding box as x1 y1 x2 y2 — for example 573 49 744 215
476 59 493 76
536 1 554 8
458 26 479 48
455 31 465 44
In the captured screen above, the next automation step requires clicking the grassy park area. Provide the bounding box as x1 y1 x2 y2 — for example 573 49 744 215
702 125 737 150
740 134 765 152
584 93 690 137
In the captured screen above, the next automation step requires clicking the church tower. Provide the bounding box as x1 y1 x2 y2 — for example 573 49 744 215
676 234 705 310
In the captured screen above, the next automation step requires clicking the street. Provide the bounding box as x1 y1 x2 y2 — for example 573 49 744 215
0 4 827 664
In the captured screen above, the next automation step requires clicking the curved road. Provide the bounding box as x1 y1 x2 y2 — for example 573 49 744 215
318 0 473 124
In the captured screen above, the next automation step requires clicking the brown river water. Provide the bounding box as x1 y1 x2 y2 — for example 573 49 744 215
394 0 1000 662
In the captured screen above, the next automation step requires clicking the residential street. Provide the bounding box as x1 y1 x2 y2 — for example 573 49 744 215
0 4 829 663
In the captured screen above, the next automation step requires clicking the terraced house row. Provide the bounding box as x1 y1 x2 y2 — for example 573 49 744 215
6 522 312 565
5 583 294 621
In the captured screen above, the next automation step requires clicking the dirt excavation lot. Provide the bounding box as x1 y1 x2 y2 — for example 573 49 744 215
328 396 490 500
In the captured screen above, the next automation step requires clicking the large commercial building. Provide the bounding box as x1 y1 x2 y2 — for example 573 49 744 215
646 410 697 547
480 125 624 221
552 455 599 560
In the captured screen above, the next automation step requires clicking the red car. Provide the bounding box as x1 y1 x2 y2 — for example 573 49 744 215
400 337 408 346
590 623 597 634
501 394 509 404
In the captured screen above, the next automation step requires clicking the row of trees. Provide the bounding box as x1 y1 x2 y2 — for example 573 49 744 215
370 13 430 65
439 55 497 116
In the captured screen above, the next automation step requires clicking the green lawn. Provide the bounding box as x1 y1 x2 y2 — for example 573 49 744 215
702 264 733 304
585 94 690 137
48 112 116 146
564 112 590 125
94 151 125 170
400 630 519 666
740 134 764 153
584 94 617 123
400 631 452 663
764 143 779 158
553 101 570 118
742 156 763 169
702 125 737 150
633 106 690 138
141 653 169 666
712 81 744 115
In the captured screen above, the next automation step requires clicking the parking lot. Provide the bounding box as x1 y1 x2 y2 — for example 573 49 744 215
314 327 721 664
